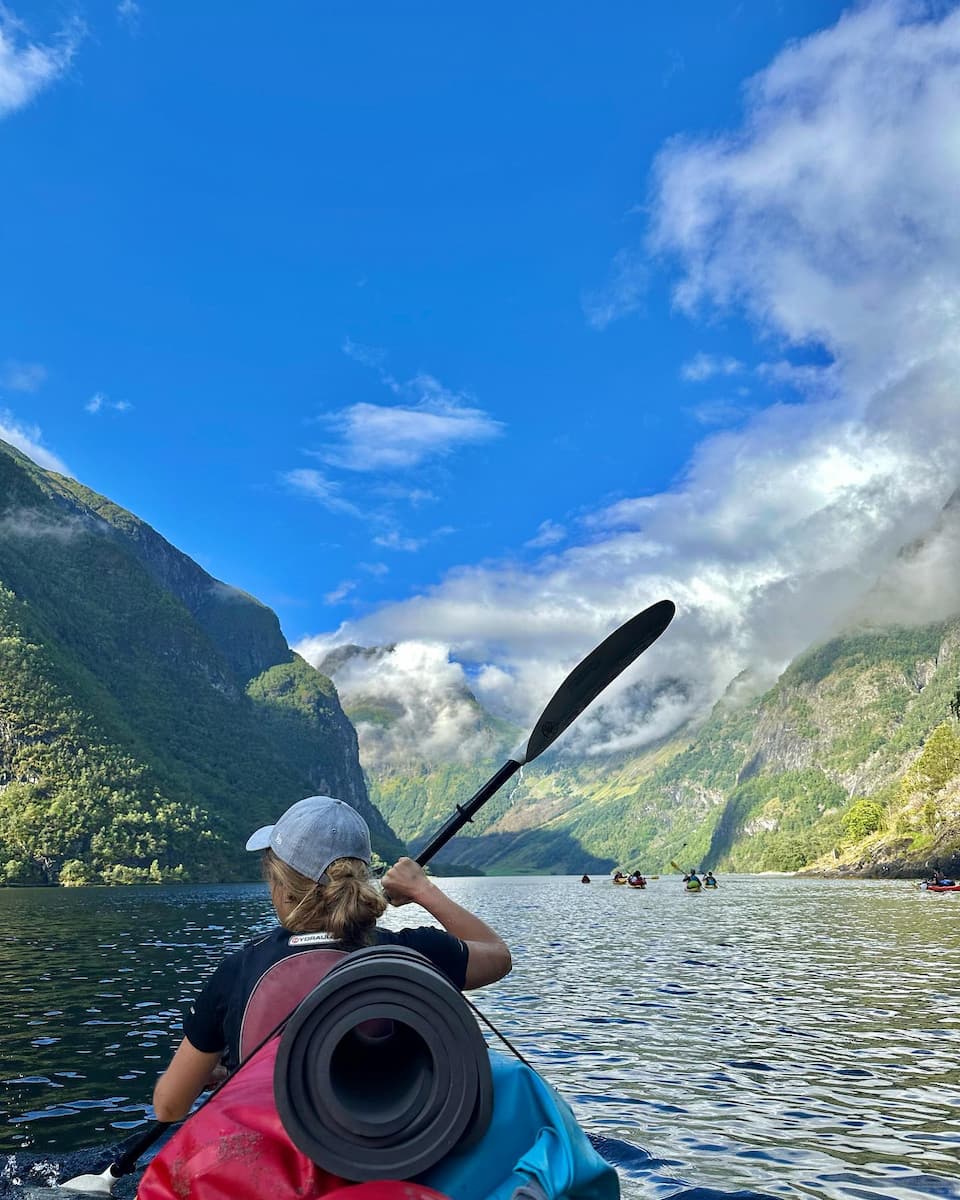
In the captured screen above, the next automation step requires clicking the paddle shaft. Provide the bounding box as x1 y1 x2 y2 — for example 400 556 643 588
113 1122 172 1177
416 760 520 867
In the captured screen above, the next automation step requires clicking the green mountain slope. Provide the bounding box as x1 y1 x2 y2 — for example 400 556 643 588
0 441 403 884
353 617 960 879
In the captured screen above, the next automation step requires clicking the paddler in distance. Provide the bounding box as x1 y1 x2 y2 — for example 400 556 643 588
152 795 512 1123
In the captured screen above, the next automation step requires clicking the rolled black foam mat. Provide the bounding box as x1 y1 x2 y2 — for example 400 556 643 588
274 944 493 1181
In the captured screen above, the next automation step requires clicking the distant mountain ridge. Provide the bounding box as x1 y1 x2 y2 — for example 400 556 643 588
324 515 960 880
0 440 403 884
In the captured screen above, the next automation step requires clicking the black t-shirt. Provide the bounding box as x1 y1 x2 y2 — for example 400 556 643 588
183 924 468 1069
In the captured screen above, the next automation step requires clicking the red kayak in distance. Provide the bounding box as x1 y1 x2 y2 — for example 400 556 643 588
920 882 960 892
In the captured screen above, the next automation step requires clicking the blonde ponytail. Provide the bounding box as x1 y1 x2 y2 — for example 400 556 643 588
263 850 387 943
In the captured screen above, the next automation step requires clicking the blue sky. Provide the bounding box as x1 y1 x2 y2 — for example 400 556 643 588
5 1 960 760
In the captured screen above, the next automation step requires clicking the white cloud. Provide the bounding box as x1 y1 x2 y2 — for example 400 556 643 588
328 346 503 471
0 412 70 474
282 468 362 517
319 383 502 472
116 0 140 30
85 391 131 415
582 248 647 330
376 483 438 506
373 530 425 552
1 360 47 392
680 353 744 382
208 581 253 604
686 398 754 427
301 1 960 760
342 338 388 372
285 352 502 529
0 10 80 119
525 519 567 549
0 509 95 541
300 640 506 766
325 580 356 605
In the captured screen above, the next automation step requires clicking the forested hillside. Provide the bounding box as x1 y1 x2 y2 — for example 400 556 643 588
0 440 403 884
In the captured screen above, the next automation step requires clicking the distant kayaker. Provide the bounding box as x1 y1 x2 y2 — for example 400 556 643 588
581 873 591 883
152 795 512 1123
683 871 702 891
613 870 626 883
703 871 718 888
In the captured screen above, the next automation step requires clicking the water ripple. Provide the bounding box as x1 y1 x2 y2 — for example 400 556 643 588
0 876 956 1199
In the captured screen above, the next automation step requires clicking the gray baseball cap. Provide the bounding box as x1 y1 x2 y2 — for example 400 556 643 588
245 795 372 881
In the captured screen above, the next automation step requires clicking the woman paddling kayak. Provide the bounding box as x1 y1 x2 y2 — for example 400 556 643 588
152 795 512 1123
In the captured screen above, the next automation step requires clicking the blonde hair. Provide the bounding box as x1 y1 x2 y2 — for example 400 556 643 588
263 849 387 943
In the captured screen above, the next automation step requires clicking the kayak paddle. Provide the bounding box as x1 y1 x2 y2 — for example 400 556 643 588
415 598 676 867
61 598 676 1191
59 1123 170 1193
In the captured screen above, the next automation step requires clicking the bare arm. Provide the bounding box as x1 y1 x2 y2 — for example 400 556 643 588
382 857 512 989
152 1038 223 1123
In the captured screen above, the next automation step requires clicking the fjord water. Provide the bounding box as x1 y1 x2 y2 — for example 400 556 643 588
0 877 958 1200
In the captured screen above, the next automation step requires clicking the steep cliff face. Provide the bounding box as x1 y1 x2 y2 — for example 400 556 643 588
49 472 291 683
0 440 402 884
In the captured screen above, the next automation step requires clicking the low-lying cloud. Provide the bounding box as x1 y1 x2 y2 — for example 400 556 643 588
300 1 960 763
316 641 506 767
0 508 100 542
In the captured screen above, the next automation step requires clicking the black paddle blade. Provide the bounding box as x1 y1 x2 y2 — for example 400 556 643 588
519 599 675 765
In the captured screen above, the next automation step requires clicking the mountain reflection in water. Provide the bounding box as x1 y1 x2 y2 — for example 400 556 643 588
0 875 957 1200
